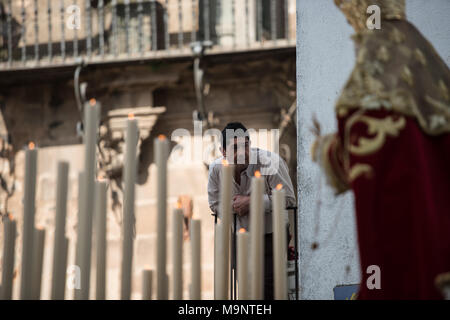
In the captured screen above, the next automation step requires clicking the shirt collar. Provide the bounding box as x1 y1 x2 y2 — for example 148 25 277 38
244 148 260 177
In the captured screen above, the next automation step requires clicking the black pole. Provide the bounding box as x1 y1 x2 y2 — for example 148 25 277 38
293 207 299 300
286 206 299 300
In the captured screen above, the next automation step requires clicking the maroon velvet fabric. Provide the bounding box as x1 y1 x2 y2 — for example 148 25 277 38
336 109 450 299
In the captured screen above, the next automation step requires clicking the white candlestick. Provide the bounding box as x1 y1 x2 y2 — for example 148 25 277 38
51 161 69 300
237 228 249 300
190 219 201 300
20 142 37 300
95 180 108 300
273 185 288 300
142 269 153 300
155 135 169 300
31 227 46 300
1 215 16 300
214 222 223 300
74 170 85 294
250 171 264 300
61 237 69 300
121 116 138 300
217 160 233 299
214 222 219 299
172 207 184 300
74 171 85 299
75 99 100 300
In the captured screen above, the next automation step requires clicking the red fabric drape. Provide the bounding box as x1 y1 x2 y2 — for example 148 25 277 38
333 109 450 299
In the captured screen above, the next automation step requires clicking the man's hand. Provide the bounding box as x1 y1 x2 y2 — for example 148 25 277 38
232 195 250 217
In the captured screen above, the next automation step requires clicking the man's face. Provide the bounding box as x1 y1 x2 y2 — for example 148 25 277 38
223 137 250 166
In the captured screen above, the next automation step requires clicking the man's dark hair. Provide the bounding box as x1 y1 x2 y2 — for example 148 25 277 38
221 122 249 150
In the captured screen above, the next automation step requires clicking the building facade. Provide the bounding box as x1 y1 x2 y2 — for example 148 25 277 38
0 0 297 299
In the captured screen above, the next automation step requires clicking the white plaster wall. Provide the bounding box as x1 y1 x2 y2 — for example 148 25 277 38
296 0 450 300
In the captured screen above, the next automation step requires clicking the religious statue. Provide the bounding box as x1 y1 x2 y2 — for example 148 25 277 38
311 0 450 299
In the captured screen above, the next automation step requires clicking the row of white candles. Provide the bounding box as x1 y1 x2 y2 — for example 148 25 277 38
215 164 289 300
1 98 289 300
0 99 203 300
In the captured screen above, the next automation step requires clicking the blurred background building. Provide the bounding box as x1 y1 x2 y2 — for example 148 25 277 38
0 0 297 299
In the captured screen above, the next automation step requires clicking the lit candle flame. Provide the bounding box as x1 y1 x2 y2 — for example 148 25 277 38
28 142 35 150
89 98 96 106
239 228 246 233
176 201 182 210
222 159 229 166
276 184 283 190
254 170 261 178
8 213 14 221
158 134 166 141
128 113 135 120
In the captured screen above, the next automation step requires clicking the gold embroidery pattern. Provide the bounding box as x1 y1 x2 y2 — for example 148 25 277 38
349 164 374 183
335 18 450 136
349 115 406 156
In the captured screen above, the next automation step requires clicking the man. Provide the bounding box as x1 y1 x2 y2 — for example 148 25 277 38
208 122 296 300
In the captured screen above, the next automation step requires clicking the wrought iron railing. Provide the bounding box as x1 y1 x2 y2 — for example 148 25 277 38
0 0 295 71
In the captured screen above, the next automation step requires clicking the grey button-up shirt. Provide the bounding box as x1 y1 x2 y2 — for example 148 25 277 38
207 148 296 234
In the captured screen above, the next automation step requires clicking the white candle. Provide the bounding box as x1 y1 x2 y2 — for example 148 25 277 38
95 179 108 300
1 215 16 300
31 227 46 300
155 135 169 300
237 228 249 300
74 171 85 297
190 219 201 300
61 237 69 300
20 142 37 300
121 115 138 300
172 206 184 300
250 170 264 300
51 161 69 300
75 99 100 300
142 269 153 300
217 160 233 299
214 222 219 299
273 184 288 300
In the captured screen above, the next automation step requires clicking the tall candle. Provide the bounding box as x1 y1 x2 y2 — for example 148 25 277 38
273 184 288 300
250 170 264 300
75 99 100 300
74 170 85 293
74 171 85 299
51 161 69 300
20 142 37 300
214 222 219 299
142 269 153 300
172 206 184 300
61 237 69 300
217 160 233 299
155 135 169 300
190 219 201 300
95 180 107 300
31 227 46 300
237 228 249 300
1 215 16 300
121 115 138 300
